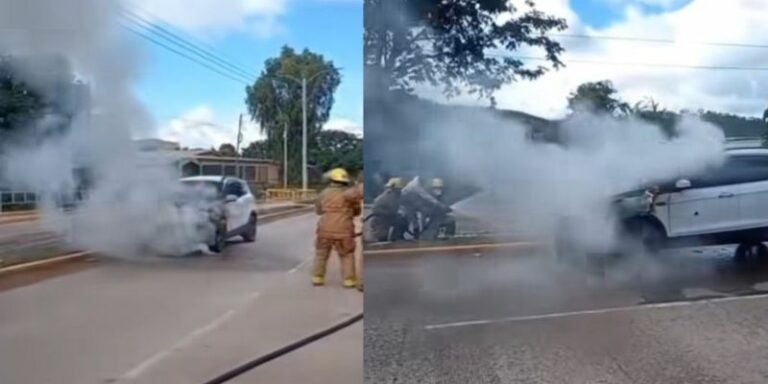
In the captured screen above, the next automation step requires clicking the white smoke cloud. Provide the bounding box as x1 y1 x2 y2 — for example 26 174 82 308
428 109 725 252
0 0 219 257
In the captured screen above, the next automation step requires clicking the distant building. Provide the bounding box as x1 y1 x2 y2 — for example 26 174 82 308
133 139 281 190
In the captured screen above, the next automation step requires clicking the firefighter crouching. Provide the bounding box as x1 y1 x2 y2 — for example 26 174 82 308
366 177 408 243
314 168 363 288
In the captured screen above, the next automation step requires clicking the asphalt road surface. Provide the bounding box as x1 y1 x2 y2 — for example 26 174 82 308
0 213 363 384
365 245 768 384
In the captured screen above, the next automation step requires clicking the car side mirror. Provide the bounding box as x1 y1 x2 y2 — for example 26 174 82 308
675 179 692 190
225 194 238 203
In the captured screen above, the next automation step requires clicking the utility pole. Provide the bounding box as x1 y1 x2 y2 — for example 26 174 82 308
283 120 288 189
272 68 340 191
235 113 243 178
301 77 308 190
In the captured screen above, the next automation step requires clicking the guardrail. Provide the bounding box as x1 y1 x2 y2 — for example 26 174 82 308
265 189 318 201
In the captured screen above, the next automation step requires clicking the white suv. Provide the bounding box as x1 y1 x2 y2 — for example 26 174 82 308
179 176 258 252
557 148 768 264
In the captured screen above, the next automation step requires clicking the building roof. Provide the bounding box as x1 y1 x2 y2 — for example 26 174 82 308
180 175 230 183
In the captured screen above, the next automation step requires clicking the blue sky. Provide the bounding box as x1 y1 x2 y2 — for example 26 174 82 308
570 0 692 28
129 0 362 148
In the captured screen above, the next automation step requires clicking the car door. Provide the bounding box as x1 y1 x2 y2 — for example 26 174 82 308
731 156 768 230
667 161 741 237
236 179 256 226
222 179 249 231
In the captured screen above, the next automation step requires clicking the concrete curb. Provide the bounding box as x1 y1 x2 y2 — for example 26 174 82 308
259 206 314 224
364 241 543 256
0 251 92 275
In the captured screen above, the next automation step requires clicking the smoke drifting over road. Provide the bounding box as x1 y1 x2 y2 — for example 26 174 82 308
0 0 213 256
433 108 726 251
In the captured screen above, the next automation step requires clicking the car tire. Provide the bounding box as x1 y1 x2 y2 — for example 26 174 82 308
242 213 257 243
623 219 665 257
209 227 226 253
734 242 768 265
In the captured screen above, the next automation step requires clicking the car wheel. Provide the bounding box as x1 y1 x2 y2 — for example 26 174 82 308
242 213 257 242
734 242 768 265
209 227 226 253
624 219 665 257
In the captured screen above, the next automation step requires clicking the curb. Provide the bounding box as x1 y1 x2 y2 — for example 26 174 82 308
364 241 542 256
0 251 93 276
260 206 314 224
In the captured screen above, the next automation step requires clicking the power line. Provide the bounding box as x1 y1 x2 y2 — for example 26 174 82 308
552 33 768 49
120 7 259 80
119 15 253 84
511 55 768 71
119 22 252 85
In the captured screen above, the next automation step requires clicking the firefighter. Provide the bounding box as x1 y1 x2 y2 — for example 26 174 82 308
354 173 364 292
401 176 450 238
367 177 407 242
422 178 455 239
313 168 362 288
430 178 445 201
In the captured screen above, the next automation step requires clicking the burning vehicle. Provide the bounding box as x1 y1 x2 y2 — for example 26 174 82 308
175 176 258 253
556 148 768 264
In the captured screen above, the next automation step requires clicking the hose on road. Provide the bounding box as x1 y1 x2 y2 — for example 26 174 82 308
202 312 364 384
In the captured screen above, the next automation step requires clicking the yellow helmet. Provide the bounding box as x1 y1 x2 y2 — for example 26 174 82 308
327 168 350 184
385 177 404 189
430 178 445 189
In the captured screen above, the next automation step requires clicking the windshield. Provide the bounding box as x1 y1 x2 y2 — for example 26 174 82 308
178 180 222 202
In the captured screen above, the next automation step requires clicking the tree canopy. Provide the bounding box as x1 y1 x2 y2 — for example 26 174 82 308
311 130 363 175
241 139 269 159
0 57 44 139
245 46 341 185
364 0 567 99
567 80 630 116
216 143 237 157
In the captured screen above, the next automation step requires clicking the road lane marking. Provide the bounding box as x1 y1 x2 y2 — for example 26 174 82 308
288 257 312 274
118 309 238 380
424 291 768 331
365 241 541 256
0 251 91 275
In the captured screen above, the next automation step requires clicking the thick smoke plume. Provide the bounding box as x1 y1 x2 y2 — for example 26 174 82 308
0 0 214 256
428 108 726 251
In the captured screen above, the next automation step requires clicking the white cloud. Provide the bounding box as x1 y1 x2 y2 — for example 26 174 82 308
128 0 289 38
127 0 359 38
152 105 264 149
324 117 363 136
429 0 768 119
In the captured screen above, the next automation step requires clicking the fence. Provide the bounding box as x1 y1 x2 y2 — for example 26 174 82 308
0 191 37 213
265 189 318 202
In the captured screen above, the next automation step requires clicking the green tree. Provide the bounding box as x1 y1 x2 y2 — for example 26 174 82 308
217 143 237 157
311 130 363 175
567 80 629 116
0 56 45 139
364 0 567 99
245 46 341 185
241 140 269 159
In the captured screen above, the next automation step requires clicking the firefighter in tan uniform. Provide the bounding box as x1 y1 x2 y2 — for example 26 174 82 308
313 168 363 288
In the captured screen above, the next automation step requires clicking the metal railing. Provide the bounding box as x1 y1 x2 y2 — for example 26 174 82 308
265 189 318 202
0 191 38 213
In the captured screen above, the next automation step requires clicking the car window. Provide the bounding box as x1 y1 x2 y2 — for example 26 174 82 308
223 180 245 197
688 156 768 188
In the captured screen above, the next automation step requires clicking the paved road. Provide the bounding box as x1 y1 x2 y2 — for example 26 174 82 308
0 213 363 384
365 245 768 384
